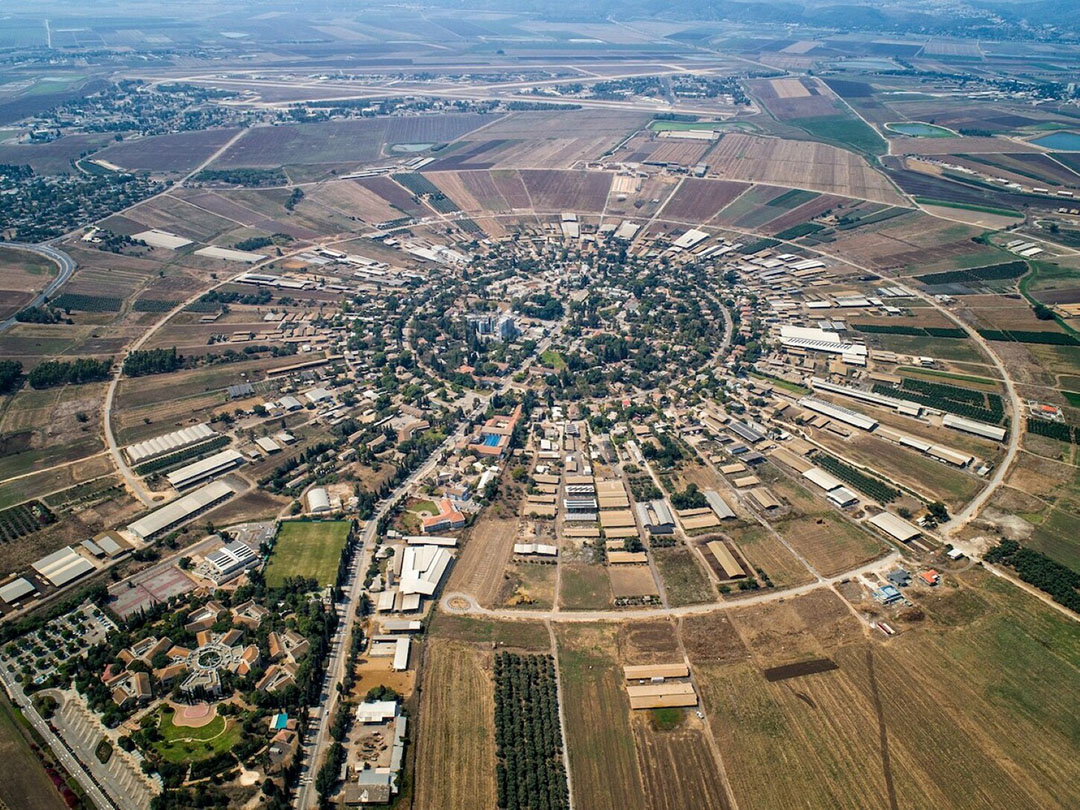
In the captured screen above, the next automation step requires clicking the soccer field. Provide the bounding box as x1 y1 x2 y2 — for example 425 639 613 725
265 520 350 588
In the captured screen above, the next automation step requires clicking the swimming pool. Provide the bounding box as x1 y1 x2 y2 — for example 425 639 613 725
482 433 501 447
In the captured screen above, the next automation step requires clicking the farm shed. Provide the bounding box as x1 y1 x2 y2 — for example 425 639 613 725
704 490 736 519
125 423 217 466
32 547 95 588
608 551 649 564
600 510 636 529
942 414 1006 441
127 480 234 541
626 681 698 709
868 511 922 542
623 664 690 681
707 541 746 579
165 449 245 490
747 487 782 511
0 577 36 604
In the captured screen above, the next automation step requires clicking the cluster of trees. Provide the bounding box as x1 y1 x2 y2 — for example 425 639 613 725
14 306 66 324
670 483 707 510
123 347 182 377
985 539 1080 612
641 432 685 469
516 292 564 321
1027 416 1080 444
195 168 286 186
199 288 273 307
493 653 569 810
0 360 21 394
285 188 304 211
235 233 292 251
28 357 111 388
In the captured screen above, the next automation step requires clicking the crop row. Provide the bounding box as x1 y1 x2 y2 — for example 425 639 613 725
853 323 966 338
0 501 57 544
1027 417 1080 444
914 260 1028 287
872 383 1004 424
50 294 123 312
815 454 899 503
978 329 1079 346
493 652 569 810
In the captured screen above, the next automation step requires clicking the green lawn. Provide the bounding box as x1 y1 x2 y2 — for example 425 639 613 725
153 710 240 763
540 349 567 369
265 519 350 587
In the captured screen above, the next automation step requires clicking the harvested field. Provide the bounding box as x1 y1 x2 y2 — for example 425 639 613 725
647 140 712 166
769 514 885 577
413 640 497 810
518 169 612 213
762 193 848 234
617 620 681 665
490 169 534 209
609 565 659 598
631 713 731 810
354 175 431 218
446 516 516 607
211 114 497 167
0 692 70 810
707 134 904 204
555 625 647 810
891 136 1038 155
93 129 241 173
680 613 751 667
454 170 516 212
0 245 57 321
727 523 815 588
660 178 750 222
427 613 552 651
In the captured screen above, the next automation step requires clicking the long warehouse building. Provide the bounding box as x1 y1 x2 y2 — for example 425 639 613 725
125 424 218 466
166 449 245 490
799 397 879 431
128 480 234 542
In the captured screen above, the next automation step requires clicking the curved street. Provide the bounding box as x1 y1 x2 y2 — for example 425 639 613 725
0 241 77 334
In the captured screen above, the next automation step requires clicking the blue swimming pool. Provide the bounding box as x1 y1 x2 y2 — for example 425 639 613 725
482 433 501 447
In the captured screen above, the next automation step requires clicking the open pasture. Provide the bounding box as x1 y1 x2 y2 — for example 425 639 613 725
652 544 716 605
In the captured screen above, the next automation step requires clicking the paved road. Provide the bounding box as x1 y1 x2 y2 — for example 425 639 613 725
441 552 899 623
0 241 76 334
0 671 115 809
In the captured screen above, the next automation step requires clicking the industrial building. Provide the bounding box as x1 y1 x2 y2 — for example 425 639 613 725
127 480 234 541
165 449 245 490
200 540 260 585
635 499 675 534
942 414 1006 442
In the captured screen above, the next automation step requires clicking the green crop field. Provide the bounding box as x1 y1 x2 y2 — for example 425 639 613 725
265 520 350 587
794 114 888 156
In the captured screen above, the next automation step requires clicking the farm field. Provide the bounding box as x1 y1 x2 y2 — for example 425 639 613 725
706 134 904 204
413 639 498 810
559 562 612 610
726 523 816 588
210 114 498 167
652 544 715 605
0 693 70 810
264 520 350 588
770 514 886 577
0 246 56 321
445 515 516 607
92 128 242 173
661 178 750 222
691 573 1080 810
555 624 647 810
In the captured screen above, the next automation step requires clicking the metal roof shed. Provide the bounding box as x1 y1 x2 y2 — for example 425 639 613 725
868 511 921 542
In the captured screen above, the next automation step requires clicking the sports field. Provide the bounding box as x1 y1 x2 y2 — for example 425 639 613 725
265 520 350 587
